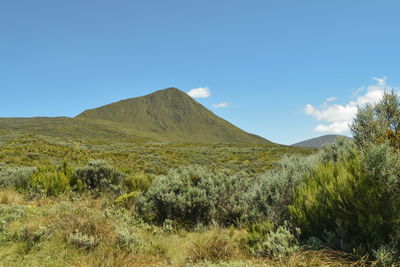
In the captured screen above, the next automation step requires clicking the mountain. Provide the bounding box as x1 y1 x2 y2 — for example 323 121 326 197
76 87 269 143
292 135 349 148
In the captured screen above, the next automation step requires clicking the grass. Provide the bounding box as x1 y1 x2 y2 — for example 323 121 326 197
186 227 244 264
0 189 23 205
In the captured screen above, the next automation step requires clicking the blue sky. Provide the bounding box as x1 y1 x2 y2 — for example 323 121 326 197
1 0 400 144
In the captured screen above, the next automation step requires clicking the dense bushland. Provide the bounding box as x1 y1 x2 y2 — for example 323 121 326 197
2 137 399 263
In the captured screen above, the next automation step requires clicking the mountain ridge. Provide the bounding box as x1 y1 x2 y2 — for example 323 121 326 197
76 87 270 143
292 134 349 148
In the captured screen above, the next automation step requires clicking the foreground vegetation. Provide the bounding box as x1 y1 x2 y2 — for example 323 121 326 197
0 131 314 266
2 91 400 266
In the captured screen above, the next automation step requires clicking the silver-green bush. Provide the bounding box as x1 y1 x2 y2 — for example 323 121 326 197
72 160 125 194
140 166 253 226
0 165 36 190
68 230 98 250
248 154 318 224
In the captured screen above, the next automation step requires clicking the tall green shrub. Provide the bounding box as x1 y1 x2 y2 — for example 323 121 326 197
290 143 400 253
124 171 154 192
30 163 72 196
351 90 400 149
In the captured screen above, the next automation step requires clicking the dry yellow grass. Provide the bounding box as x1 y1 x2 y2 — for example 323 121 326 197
185 227 246 264
0 189 23 205
277 249 367 267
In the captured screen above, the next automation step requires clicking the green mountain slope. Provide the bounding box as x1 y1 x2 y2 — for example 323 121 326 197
76 87 269 143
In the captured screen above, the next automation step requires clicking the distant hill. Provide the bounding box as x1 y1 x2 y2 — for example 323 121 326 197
76 87 269 143
292 135 349 148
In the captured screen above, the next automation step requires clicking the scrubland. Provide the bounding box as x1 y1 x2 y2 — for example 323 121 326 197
2 92 400 266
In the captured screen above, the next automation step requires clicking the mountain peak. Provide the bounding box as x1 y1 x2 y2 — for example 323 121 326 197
155 87 183 93
76 87 269 143
149 87 190 98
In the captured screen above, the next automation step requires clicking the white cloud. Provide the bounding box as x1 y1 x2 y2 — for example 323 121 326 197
314 122 350 134
326 97 337 102
305 77 393 134
187 87 211 98
212 102 229 109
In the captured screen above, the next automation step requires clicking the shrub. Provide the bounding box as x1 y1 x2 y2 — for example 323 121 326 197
372 245 397 266
140 166 252 227
303 236 324 250
68 230 98 250
248 154 318 224
212 171 254 226
30 163 72 196
351 90 400 149
0 163 73 196
114 191 140 208
0 204 28 224
244 220 273 253
261 225 301 259
290 142 400 253
245 223 301 259
18 226 50 252
72 160 125 194
116 227 141 252
318 137 358 163
0 165 36 190
124 171 154 192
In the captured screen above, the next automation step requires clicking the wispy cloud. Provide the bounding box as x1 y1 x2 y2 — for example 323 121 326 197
326 97 337 102
212 102 229 109
305 77 392 134
187 87 211 98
